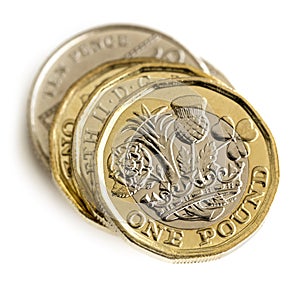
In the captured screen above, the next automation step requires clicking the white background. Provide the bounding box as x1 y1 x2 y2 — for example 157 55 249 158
1 1 298 299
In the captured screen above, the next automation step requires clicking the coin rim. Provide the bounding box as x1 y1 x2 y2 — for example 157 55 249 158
49 58 162 227
95 76 279 261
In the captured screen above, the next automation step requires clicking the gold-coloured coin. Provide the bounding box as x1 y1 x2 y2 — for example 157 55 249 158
94 74 279 261
69 59 223 226
50 58 161 226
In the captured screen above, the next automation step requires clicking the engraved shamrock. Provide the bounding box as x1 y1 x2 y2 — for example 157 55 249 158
211 117 258 161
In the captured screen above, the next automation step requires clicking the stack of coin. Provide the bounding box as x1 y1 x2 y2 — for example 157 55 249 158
28 24 279 262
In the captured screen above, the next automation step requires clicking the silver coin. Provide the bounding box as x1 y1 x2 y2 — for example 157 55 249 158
28 24 205 168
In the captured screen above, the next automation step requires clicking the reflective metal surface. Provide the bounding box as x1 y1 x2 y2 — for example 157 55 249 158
29 24 203 168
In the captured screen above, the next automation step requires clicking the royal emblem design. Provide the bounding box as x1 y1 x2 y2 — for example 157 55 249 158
108 95 257 222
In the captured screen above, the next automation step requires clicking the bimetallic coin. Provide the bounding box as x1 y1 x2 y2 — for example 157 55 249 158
71 63 217 228
29 24 207 168
50 58 159 227
95 76 279 261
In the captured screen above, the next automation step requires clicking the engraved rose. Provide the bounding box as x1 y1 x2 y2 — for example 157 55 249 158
108 142 152 198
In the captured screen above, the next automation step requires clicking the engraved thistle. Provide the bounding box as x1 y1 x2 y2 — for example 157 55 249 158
108 95 257 222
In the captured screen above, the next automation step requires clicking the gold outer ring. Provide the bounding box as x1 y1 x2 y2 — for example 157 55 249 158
95 75 279 261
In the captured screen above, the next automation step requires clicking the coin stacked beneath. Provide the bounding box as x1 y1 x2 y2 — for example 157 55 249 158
28 24 279 262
